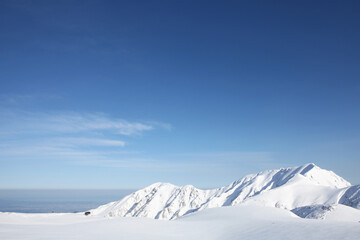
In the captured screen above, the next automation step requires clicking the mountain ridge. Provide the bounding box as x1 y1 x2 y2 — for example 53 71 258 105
90 163 358 220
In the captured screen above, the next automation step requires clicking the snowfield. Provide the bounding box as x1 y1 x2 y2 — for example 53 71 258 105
1 163 359 239
1 206 359 240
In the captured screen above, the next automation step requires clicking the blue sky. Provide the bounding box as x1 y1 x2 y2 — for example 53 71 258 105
0 0 359 188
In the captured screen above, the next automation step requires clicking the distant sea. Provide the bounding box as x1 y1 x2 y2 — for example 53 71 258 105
0 189 136 213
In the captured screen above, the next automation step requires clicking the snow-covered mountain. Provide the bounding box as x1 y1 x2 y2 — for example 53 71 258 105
90 163 359 220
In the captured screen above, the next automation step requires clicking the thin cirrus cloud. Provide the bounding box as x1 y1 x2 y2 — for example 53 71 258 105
52 137 126 147
0 110 157 136
0 110 170 167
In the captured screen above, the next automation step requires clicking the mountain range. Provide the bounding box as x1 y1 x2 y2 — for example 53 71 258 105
90 163 360 220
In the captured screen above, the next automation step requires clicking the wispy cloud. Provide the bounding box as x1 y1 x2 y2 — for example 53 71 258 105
0 110 160 136
0 108 277 176
0 109 171 170
52 137 126 147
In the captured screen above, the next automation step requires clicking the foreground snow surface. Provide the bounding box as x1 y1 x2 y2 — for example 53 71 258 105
1 206 359 240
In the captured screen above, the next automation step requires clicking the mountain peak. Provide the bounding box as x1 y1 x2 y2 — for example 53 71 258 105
295 163 350 188
299 163 317 175
147 182 177 189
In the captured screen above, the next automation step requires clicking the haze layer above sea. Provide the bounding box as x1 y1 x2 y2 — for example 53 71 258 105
0 189 136 213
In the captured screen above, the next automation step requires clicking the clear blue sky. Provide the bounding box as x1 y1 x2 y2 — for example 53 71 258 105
0 0 359 189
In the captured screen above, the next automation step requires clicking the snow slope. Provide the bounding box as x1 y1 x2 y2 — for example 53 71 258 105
1 205 359 240
91 163 359 220
339 185 360 209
